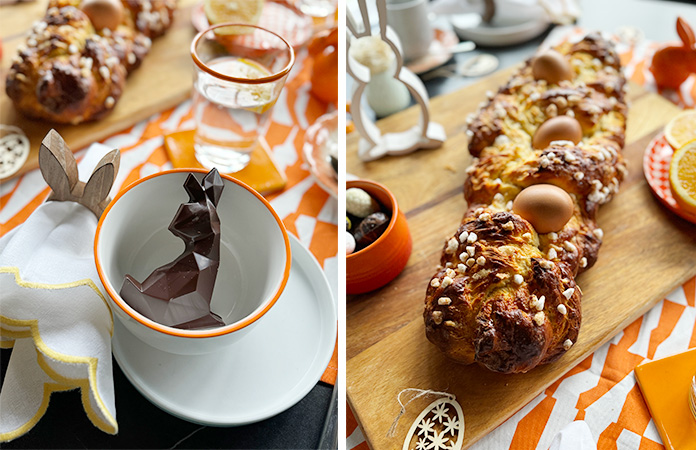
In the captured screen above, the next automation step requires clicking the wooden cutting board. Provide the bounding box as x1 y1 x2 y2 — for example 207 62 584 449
0 0 199 181
346 71 696 449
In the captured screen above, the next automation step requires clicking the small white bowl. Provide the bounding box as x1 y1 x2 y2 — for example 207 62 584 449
95 169 291 355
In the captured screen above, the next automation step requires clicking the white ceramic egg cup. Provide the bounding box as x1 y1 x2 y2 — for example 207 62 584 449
111 234 337 425
347 0 446 162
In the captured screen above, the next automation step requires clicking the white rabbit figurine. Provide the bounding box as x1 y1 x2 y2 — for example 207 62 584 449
347 0 446 162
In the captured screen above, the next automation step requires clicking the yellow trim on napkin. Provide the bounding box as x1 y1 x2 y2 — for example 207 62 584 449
36 352 117 434
0 267 113 336
0 344 75 442
0 328 32 339
0 267 118 439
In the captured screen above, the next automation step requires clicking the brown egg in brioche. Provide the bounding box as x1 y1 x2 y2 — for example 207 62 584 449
5 0 176 125
424 33 628 373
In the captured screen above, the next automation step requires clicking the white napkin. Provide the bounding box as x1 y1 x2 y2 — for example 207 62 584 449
0 144 118 441
429 0 581 26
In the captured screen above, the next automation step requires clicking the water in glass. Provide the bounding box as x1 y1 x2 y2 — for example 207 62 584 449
193 56 275 173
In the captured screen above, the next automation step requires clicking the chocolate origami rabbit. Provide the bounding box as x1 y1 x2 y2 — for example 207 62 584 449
120 169 226 330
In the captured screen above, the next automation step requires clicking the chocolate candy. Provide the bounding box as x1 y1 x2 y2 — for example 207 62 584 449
353 212 390 249
120 169 226 330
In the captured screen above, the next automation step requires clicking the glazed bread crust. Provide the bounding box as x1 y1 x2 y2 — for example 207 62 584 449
5 0 175 125
424 33 628 374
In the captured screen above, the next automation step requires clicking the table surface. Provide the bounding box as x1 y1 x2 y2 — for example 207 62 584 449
0 351 333 449
0 1 336 449
347 0 696 105
423 0 696 97
346 0 696 360
347 0 696 449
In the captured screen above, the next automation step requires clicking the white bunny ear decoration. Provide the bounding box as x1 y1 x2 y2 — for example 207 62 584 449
38 129 120 218
347 0 446 162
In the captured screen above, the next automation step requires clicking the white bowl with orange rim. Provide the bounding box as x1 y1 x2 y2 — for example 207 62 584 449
95 169 291 355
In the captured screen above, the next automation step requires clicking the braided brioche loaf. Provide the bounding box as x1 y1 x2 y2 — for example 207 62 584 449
424 34 628 374
5 0 175 125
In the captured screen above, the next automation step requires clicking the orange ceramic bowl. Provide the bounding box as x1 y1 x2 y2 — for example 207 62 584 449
346 180 412 295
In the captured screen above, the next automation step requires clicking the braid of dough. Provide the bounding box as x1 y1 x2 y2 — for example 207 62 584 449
5 0 175 125
424 33 628 374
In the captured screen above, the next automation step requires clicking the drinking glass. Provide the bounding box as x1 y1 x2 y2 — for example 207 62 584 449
190 24 295 173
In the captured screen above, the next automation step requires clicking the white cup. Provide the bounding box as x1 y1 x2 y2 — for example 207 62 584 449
386 0 434 61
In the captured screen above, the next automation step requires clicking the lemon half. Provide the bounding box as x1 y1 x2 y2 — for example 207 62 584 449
669 139 696 216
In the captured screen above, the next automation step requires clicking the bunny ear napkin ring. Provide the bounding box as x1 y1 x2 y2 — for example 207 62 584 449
0 130 120 442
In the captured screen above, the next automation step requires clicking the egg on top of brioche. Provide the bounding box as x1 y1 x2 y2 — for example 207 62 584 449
532 49 573 84
532 116 583 149
80 0 124 31
512 184 575 234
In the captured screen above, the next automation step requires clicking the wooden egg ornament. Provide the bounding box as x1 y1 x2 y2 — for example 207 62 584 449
532 50 573 84
513 184 574 234
532 116 583 149
403 397 464 450
80 0 124 31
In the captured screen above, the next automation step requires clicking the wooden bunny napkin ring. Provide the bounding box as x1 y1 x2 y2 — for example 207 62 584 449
38 129 120 218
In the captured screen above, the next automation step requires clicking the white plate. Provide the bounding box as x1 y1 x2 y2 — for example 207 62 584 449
451 13 550 47
112 234 337 426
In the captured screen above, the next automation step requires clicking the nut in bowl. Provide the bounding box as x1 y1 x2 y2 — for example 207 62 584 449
346 180 412 295
95 169 291 355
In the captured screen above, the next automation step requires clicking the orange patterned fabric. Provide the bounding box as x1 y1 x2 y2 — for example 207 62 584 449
0 48 338 385
347 27 696 449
